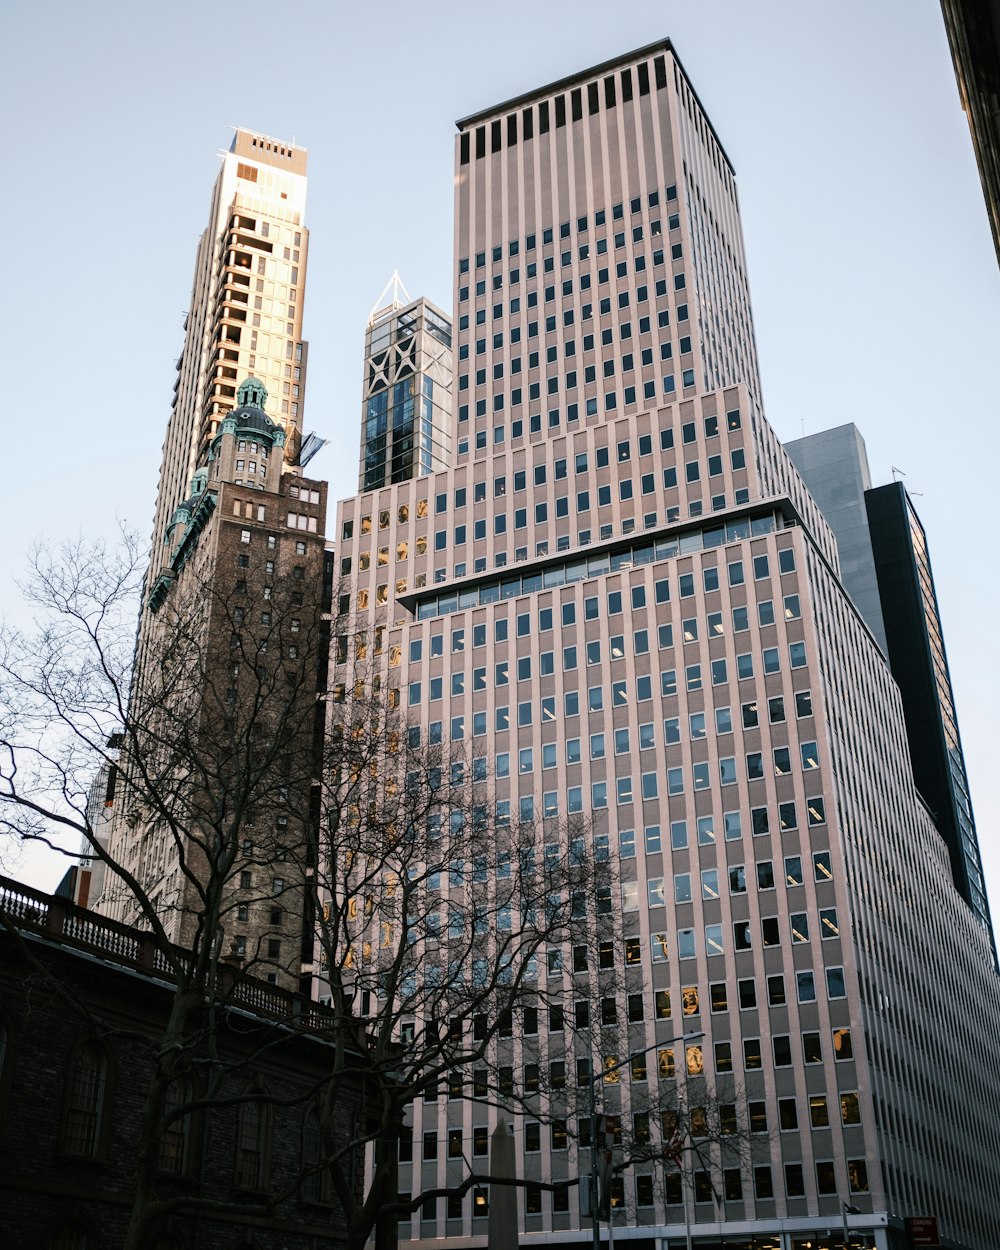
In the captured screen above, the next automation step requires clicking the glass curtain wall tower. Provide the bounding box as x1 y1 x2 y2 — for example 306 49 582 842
331 41 1000 1250
360 288 454 491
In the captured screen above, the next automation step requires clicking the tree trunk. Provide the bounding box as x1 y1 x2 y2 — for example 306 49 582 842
121 984 201 1250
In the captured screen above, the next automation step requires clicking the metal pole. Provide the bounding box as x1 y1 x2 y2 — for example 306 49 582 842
841 1200 863 1248
590 1055 600 1250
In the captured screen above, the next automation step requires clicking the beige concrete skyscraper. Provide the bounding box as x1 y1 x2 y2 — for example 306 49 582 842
151 130 309 558
330 40 1000 1249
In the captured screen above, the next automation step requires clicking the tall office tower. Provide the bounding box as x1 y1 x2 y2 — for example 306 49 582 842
788 425 995 953
331 42 1000 1249
864 482 994 942
151 130 309 559
360 286 454 490
784 426 888 655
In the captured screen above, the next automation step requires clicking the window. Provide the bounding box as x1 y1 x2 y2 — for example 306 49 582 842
816 1160 837 1195
785 1162 805 1197
800 1033 822 1065
810 1095 830 1135
158 1077 194 1174
235 1091 271 1189
62 1042 108 1158
776 1097 799 1133
754 1166 774 1199
748 1101 768 1134
841 1092 861 1125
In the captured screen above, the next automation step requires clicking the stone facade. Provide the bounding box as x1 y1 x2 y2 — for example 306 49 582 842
0 875 359 1250
326 40 1000 1250
102 380 329 995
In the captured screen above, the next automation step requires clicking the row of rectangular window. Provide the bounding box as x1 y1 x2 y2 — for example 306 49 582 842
459 237 678 302
456 290 688 336
458 240 683 318
346 409 740 538
409 514 787 619
406 640 806 707
407 574 790 663
608 912 840 962
458 308 692 381
426 694 812 778
403 1156 869 1221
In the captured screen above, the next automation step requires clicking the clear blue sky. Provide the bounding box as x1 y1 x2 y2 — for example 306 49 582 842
2 0 998 914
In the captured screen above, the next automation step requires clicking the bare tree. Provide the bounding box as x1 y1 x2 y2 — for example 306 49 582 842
605 1064 768 1224
309 673 616 1249
0 531 333 1248
0 535 619 1250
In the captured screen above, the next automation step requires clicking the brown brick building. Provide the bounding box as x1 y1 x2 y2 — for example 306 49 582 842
101 377 330 995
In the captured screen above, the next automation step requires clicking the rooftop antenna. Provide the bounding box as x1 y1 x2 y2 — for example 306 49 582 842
891 466 906 481
369 270 411 325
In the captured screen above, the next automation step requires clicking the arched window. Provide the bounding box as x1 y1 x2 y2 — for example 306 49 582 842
234 1091 270 1190
157 1076 194 1174
63 1042 107 1158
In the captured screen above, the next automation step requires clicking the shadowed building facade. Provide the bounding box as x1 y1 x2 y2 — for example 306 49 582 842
0 874 360 1250
788 425 995 954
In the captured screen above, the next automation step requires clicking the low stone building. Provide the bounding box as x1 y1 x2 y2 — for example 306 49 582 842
0 875 362 1250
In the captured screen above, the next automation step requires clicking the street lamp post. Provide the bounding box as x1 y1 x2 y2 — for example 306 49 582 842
587 1029 705 1250
842 1201 862 1249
